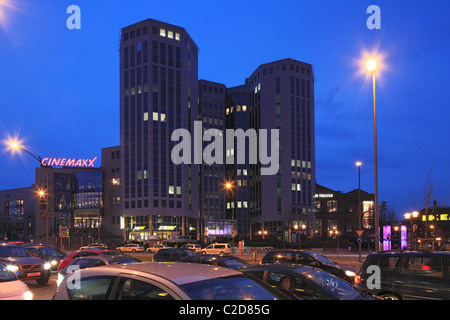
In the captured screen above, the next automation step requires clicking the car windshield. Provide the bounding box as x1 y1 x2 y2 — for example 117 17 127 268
220 258 248 269
0 263 18 282
115 258 141 264
308 252 336 265
307 270 361 300
0 246 30 257
98 251 120 256
185 250 196 256
180 275 280 300
39 248 65 257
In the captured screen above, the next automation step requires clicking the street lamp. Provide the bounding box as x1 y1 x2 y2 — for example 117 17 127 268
356 161 362 261
366 58 380 253
9 141 51 244
225 180 235 253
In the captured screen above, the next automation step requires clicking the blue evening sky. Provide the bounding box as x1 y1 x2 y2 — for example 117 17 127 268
0 0 449 218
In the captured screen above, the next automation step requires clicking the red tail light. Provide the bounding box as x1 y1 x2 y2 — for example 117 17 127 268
354 275 361 284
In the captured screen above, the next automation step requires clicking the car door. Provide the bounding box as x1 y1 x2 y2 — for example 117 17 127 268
393 254 449 300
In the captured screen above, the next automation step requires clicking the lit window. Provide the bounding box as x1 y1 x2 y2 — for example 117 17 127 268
161 113 166 122
175 33 180 41
160 28 166 37
243 169 247 175
168 31 173 39
143 112 148 121
236 105 241 112
242 105 247 112
226 108 229 115
169 186 175 194
153 112 159 121
176 186 181 195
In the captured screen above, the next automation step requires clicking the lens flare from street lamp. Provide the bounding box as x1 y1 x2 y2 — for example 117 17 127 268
366 59 377 73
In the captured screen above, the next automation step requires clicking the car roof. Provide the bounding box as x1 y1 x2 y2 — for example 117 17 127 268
76 262 242 285
71 249 116 254
73 255 135 261
0 242 20 247
367 250 450 257
240 264 315 274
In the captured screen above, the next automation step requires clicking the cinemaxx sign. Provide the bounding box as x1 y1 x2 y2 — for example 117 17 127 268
41 157 98 168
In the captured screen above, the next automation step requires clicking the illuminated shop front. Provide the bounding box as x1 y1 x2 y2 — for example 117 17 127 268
124 215 197 242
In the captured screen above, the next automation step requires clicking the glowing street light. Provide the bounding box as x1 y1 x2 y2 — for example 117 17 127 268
366 59 377 73
366 57 380 252
8 139 51 244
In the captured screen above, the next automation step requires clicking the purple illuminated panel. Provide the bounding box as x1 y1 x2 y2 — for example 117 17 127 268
401 225 407 250
383 225 391 251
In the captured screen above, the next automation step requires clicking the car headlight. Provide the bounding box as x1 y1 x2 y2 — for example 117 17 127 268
51 260 58 266
24 290 33 300
6 265 19 272
345 270 356 277
43 263 51 270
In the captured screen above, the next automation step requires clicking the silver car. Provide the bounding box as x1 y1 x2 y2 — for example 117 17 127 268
53 262 288 300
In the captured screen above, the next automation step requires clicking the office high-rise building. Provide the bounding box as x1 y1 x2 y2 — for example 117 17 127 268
119 19 199 241
247 59 316 241
225 84 251 238
119 18 315 243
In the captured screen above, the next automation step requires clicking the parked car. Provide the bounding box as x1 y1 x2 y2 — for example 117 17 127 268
23 245 65 271
0 260 33 300
53 262 290 300
79 243 108 250
57 255 142 287
153 248 196 262
116 244 145 253
355 251 450 300
177 254 249 269
181 243 202 253
0 242 51 284
240 264 376 300
200 243 232 255
58 249 119 272
260 250 357 283
146 244 167 253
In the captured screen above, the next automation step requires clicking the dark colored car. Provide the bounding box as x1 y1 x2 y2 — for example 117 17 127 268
355 251 450 300
177 254 249 269
58 249 120 272
57 255 142 287
260 250 357 283
0 242 51 284
240 264 377 300
152 248 196 262
23 245 65 271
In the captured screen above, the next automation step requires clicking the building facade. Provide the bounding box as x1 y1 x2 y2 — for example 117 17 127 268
314 183 374 240
119 18 200 242
0 187 35 241
247 59 316 241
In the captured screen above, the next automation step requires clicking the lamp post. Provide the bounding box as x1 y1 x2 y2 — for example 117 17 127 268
10 142 50 244
225 181 235 254
356 161 362 261
366 59 380 253
294 224 306 249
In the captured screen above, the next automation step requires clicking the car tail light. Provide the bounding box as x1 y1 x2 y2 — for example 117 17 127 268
354 275 361 284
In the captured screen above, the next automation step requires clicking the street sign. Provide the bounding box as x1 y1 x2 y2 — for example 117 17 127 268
357 237 363 244
356 230 365 237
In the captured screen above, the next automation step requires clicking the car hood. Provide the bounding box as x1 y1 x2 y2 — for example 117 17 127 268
0 257 44 264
